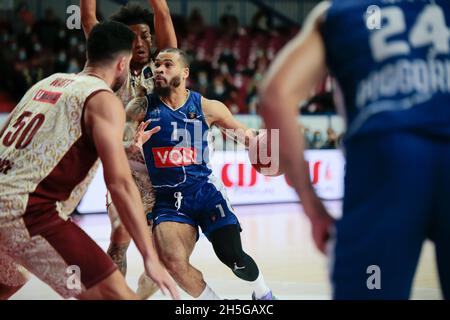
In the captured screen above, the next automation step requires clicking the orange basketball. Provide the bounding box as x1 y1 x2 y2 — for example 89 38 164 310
248 130 284 177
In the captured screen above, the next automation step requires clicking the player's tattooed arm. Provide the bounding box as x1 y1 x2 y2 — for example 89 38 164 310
201 97 256 148
123 97 149 155
125 97 148 123
107 242 130 276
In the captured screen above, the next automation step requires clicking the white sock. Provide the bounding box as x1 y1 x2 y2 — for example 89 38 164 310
196 284 221 300
248 272 271 299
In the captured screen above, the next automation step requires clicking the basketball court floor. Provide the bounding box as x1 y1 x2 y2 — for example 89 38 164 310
10 202 441 300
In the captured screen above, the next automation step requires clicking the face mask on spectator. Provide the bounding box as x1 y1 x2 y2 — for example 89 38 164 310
267 48 275 60
34 43 41 52
198 73 207 86
19 49 26 61
313 132 322 143
70 37 78 47
196 49 205 61
304 129 312 142
67 59 80 73
214 82 225 95
230 104 239 114
58 52 66 63
220 63 229 74
234 73 243 88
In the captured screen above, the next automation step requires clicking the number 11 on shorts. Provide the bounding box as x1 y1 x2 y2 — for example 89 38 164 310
216 204 225 218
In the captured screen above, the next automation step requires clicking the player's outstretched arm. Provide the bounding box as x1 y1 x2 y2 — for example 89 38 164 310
80 0 99 38
258 1 333 253
84 91 179 299
148 0 177 50
123 97 151 155
202 97 255 148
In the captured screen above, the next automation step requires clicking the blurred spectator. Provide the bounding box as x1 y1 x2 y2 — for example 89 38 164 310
0 5 337 120
191 70 209 96
0 5 85 111
219 5 239 39
321 128 338 149
251 8 273 34
34 9 61 50
187 8 205 37
218 46 237 75
311 130 324 149
13 2 34 35
205 73 236 105
303 127 312 149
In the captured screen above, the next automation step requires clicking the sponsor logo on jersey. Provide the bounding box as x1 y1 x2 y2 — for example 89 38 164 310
149 107 161 116
152 146 197 167
32 89 62 104
187 105 197 119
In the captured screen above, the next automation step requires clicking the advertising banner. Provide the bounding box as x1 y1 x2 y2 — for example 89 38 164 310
77 150 345 213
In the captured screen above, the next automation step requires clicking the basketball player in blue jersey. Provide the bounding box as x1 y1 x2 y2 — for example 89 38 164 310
259 0 450 299
81 0 177 298
130 48 275 300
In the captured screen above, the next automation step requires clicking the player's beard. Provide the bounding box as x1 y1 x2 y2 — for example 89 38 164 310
112 71 128 92
154 76 181 97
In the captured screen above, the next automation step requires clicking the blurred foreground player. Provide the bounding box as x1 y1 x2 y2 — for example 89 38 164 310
81 2 177 296
260 0 450 299
132 48 275 300
0 21 178 300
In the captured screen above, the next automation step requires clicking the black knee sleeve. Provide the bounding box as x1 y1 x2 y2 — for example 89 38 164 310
210 224 259 281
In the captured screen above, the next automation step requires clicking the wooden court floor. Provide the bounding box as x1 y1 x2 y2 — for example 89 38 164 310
10 202 441 300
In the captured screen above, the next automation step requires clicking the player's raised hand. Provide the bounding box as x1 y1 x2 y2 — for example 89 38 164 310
144 258 180 300
134 120 161 148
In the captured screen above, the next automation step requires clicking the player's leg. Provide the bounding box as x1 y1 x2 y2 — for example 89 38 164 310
332 132 432 299
433 142 450 299
132 171 159 299
198 182 273 300
153 221 210 298
136 219 160 299
106 193 131 276
3 210 137 299
0 252 28 300
76 270 137 300
433 211 450 299
208 224 273 300
0 283 23 300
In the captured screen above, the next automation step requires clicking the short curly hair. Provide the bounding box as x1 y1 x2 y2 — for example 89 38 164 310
87 21 134 64
110 2 154 32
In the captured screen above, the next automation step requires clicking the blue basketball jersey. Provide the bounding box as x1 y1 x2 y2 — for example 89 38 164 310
321 0 450 139
142 90 213 195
